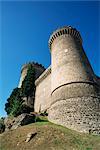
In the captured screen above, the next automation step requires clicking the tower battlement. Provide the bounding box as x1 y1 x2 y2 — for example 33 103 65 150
19 62 45 88
21 62 45 74
49 26 82 50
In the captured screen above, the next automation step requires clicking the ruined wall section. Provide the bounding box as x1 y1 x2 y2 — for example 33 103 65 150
34 66 51 112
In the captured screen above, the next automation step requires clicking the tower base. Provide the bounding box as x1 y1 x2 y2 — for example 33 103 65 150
48 97 100 134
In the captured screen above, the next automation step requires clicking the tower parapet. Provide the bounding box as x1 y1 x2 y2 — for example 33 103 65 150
49 26 82 50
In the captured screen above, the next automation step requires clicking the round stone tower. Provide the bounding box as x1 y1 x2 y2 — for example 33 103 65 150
18 62 45 109
48 26 100 134
18 62 45 88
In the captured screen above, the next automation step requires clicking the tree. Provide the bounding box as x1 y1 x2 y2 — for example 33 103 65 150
9 94 23 117
21 64 36 102
5 88 23 116
5 64 36 117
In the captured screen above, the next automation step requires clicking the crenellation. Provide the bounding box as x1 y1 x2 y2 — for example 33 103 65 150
49 26 83 49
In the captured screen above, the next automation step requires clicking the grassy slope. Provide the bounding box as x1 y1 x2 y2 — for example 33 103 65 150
0 118 100 150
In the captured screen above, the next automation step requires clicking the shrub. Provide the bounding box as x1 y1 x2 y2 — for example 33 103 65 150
21 64 36 99
5 88 23 117
0 118 5 133
5 64 36 117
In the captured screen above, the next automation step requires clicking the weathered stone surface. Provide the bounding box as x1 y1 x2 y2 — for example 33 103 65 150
4 117 14 131
25 132 37 142
48 96 100 134
4 113 36 131
15 113 36 126
35 66 51 112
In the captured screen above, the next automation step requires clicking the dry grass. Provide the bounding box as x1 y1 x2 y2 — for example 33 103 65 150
0 118 100 150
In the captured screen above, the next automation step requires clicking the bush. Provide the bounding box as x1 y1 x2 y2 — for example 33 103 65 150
20 104 32 114
0 117 5 124
0 118 5 133
9 98 23 117
5 88 23 117
5 64 36 117
21 64 36 99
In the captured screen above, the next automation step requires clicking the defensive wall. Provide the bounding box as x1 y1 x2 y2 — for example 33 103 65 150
35 66 51 112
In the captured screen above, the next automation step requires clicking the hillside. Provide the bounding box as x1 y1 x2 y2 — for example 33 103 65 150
0 119 100 150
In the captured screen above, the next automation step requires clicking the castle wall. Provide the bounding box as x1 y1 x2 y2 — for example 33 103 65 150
34 66 51 112
18 26 100 134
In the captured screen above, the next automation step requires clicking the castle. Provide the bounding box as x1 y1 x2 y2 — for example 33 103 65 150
19 26 100 134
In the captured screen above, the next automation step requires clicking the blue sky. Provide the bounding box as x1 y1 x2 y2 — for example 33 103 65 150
0 1 100 117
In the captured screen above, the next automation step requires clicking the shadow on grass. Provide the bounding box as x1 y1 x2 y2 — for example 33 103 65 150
36 116 49 123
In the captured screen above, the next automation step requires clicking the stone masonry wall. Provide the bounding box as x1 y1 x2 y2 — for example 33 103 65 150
51 34 95 93
50 82 100 105
48 82 100 134
34 66 51 112
48 96 100 134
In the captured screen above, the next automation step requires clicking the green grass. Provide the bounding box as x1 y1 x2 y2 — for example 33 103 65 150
0 118 100 150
